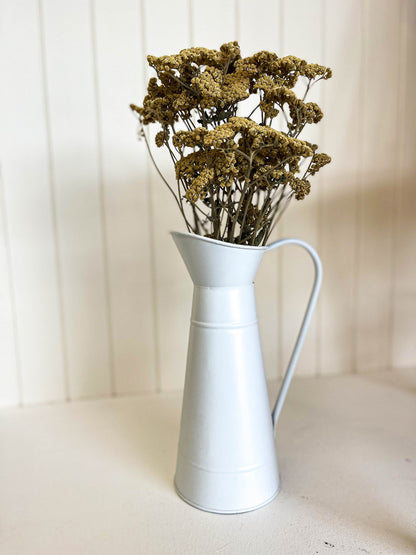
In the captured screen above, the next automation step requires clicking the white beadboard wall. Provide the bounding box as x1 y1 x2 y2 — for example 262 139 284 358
0 0 415 407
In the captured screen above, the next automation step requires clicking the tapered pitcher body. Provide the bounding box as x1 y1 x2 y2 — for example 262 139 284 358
171 231 322 514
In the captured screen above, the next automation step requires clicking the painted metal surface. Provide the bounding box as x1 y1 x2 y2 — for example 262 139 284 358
172 231 322 513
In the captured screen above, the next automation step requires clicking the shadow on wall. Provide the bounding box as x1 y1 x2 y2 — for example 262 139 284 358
276 167 413 374
320 169 405 373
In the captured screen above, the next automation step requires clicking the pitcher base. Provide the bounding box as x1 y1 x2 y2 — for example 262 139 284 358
174 480 280 514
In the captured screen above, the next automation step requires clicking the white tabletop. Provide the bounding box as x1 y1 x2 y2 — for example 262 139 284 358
1 371 415 555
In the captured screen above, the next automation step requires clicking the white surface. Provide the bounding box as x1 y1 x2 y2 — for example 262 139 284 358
1 371 415 555
1 0 416 406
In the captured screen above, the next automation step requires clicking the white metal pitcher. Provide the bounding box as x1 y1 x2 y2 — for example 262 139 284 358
172 231 322 514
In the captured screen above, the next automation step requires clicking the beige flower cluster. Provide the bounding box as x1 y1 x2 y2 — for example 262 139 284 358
130 41 332 245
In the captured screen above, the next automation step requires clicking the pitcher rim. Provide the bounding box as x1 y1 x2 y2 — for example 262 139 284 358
170 230 269 251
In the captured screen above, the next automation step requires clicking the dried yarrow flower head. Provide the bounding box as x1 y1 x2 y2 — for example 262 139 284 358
130 41 332 245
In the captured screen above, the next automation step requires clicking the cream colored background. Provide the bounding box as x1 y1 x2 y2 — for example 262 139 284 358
0 0 415 407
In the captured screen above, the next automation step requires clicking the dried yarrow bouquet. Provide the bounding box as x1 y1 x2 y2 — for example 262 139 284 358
131 41 332 246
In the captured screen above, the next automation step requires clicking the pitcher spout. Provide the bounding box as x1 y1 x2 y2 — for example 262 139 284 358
171 231 267 287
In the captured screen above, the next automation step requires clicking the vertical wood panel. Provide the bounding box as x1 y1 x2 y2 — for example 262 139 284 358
41 0 112 398
280 0 323 377
319 0 362 375
0 170 20 406
356 0 400 372
238 0 281 382
0 0 66 404
392 0 416 369
0 0 415 408
143 0 192 391
92 0 156 394
192 0 235 47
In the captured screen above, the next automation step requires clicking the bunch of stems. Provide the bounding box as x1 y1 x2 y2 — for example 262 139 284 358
132 45 331 245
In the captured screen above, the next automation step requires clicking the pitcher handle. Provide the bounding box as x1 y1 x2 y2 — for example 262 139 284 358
267 238 323 432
